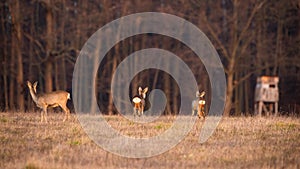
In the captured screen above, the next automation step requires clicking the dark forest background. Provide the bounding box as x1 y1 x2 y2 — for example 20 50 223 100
0 0 299 116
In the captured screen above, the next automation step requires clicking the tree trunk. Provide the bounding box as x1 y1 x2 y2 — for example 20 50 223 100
244 78 249 115
163 61 171 115
27 9 35 112
9 0 24 111
45 61 53 92
224 70 234 116
9 44 15 111
60 0 67 90
273 19 282 76
45 0 53 92
108 54 117 115
1 9 9 111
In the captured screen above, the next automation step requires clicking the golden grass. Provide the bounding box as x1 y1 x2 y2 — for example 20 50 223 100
0 112 299 169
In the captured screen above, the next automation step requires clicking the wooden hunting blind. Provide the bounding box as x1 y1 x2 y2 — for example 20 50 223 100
254 76 279 116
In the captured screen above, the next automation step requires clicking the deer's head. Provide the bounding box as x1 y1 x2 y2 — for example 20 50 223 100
196 91 205 98
27 81 38 93
138 87 148 99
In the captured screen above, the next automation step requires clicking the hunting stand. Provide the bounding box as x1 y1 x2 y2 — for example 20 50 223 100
254 76 279 116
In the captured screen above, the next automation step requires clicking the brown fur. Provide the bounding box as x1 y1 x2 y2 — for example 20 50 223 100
27 81 71 122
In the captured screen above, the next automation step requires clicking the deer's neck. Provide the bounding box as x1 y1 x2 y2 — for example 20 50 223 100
29 88 38 103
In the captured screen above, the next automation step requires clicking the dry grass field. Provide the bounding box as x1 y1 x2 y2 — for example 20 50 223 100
0 112 300 169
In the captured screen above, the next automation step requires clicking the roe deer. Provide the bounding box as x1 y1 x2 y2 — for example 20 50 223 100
132 87 148 117
192 91 206 119
27 81 71 122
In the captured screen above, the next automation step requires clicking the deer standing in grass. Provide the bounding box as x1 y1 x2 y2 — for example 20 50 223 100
132 87 148 117
192 91 206 119
27 81 71 123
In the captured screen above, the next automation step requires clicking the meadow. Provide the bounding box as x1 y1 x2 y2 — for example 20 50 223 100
0 112 299 169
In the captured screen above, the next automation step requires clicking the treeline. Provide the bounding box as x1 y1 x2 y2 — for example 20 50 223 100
0 0 299 115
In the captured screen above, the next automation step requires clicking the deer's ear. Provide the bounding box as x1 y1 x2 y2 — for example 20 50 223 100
33 82 37 93
143 87 148 93
200 91 205 97
27 81 31 87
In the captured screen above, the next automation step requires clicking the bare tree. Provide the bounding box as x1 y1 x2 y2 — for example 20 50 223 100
9 0 24 111
0 2 9 111
0 0 299 115
199 0 266 116
44 0 54 93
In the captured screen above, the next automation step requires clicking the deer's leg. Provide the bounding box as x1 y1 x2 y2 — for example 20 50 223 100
133 103 140 117
197 105 200 118
60 104 70 122
199 111 205 119
62 108 67 122
41 107 48 123
44 108 48 123
137 108 140 117
137 109 140 117
139 104 143 117
141 105 144 116
192 108 196 116
197 105 203 119
66 107 70 121
40 110 44 123
133 103 138 117
200 105 205 119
